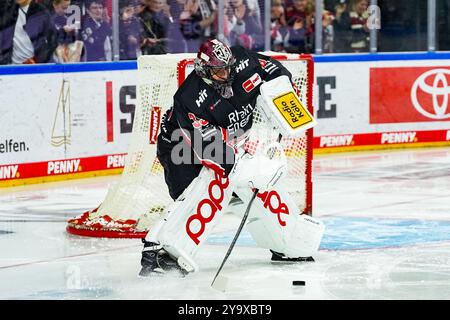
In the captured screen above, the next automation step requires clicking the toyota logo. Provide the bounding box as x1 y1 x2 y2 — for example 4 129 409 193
410 69 450 120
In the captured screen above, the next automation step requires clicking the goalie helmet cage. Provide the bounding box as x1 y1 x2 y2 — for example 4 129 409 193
66 53 314 238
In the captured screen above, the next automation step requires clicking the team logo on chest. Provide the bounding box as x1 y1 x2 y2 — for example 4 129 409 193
258 59 279 74
242 73 262 93
227 103 254 134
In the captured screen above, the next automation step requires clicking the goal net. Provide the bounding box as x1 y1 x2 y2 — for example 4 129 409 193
66 53 314 238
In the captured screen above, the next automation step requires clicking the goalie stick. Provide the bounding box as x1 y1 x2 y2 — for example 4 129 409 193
211 110 286 290
211 188 259 290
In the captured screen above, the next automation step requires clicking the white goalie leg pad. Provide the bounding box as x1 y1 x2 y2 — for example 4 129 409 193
233 185 325 258
145 167 234 272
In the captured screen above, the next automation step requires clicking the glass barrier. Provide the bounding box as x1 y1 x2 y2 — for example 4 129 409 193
377 0 428 52
318 0 429 54
0 0 443 65
269 0 315 53
437 0 450 50
222 0 265 51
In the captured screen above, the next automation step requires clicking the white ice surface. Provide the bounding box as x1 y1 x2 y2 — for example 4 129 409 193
1 147 450 299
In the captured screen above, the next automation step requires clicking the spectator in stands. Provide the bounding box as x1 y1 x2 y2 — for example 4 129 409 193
44 0 85 24
0 0 12 60
270 0 286 52
119 0 142 59
286 0 309 26
332 0 351 52
51 0 84 62
284 16 307 53
378 0 416 52
349 0 369 52
246 0 261 22
162 0 187 53
0 0 57 64
322 7 334 53
134 0 145 14
138 0 172 54
284 0 313 53
324 0 343 13
81 0 112 61
283 0 293 8
67 0 84 18
225 0 262 50
196 0 217 42
178 0 217 52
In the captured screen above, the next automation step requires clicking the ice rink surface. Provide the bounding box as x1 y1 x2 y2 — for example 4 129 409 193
1 147 450 300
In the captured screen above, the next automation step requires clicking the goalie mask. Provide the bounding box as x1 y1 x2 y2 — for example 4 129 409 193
194 39 236 98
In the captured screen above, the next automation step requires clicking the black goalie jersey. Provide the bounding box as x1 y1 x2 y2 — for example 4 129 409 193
157 46 292 200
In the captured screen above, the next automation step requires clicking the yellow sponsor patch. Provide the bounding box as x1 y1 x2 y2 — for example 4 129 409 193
272 92 313 129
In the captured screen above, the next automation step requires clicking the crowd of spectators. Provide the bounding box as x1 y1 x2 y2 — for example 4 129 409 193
0 0 374 65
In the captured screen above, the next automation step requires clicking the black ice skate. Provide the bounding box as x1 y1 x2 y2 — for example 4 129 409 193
139 240 188 277
270 250 315 263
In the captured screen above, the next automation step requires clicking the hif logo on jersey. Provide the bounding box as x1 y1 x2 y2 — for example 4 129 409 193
242 73 262 93
196 89 208 107
235 59 249 73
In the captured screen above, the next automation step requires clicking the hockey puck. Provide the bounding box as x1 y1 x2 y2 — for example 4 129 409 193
292 280 305 286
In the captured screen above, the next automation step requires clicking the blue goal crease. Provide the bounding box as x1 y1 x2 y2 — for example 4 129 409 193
206 216 450 251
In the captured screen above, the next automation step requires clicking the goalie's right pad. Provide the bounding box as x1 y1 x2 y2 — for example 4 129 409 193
257 75 316 137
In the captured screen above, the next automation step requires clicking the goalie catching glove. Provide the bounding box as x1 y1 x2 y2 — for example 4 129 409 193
257 75 316 137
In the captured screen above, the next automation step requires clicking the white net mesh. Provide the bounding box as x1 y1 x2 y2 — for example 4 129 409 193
67 53 313 238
